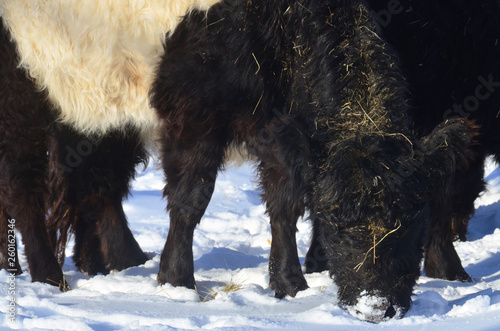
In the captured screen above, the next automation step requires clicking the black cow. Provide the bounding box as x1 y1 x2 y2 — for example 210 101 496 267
331 0 500 283
150 0 472 322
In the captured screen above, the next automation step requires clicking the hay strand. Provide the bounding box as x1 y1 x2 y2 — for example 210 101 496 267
354 220 402 272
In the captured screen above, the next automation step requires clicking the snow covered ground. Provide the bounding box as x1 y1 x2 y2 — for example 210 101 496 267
2 158 500 330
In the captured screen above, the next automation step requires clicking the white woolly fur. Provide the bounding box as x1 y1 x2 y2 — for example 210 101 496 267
0 0 222 137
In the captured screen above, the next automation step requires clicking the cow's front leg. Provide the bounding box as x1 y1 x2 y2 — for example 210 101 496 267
157 139 225 289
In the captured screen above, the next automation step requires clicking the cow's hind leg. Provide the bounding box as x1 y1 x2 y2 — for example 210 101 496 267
49 125 148 275
157 137 226 289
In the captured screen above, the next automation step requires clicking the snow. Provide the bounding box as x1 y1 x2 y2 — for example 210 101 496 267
2 158 500 330
346 291 394 323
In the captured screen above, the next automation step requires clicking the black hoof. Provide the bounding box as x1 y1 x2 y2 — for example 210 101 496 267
270 274 309 298
157 270 196 290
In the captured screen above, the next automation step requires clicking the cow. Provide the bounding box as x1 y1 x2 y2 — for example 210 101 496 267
149 0 473 322
303 0 500 283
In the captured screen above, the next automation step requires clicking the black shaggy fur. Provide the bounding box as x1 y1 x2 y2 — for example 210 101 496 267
46 124 148 276
0 17 148 287
151 0 472 322
361 0 500 282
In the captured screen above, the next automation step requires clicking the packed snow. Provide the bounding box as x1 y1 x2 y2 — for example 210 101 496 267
2 158 500 330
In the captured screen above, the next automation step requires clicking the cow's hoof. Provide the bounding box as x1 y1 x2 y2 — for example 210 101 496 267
157 270 196 290
270 274 309 298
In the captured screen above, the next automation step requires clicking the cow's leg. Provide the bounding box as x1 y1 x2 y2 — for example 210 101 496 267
450 155 486 242
424 236 471 282
258 162 309 298
304 218 329 274
72 196 148 276
157 137 226 289
45 125 74 267
0 92 65 288
0 21 66 289
0 204 22 274
424 154 485 282
48 125 148 275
